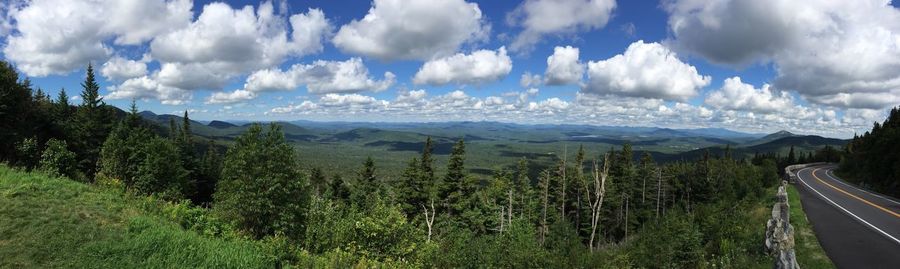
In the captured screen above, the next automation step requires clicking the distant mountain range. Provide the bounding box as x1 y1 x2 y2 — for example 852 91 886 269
133 111 847 172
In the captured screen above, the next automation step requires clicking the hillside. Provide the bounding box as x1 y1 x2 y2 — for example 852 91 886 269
0 165 276 268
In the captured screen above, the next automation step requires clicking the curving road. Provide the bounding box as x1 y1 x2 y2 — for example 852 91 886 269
795 165 900 268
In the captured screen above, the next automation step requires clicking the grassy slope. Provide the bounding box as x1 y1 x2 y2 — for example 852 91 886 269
0 165 275 268
786 185 835 268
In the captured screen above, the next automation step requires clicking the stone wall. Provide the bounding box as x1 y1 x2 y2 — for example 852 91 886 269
783 163 826 183
766 181 800 269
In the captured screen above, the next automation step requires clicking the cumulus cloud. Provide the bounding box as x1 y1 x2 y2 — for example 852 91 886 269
544 46 584 85
99 1 334 105
3 0 192 76
106 76 191 105
520 72 542 88
507 0 616 53
665 0 900 109
101 55 150 81
705 77 795 114
413 47 512 85
583 40 710 101
148 2 331 90
206 90 257 105
243 58 395 94
333 0 489 61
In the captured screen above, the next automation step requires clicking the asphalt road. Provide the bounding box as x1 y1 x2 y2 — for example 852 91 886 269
795 165 900 268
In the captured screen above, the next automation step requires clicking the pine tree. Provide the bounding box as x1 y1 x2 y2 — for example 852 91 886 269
310 167 327 197
73 63 113 178
788 145 797 165
441 139 467 214
421 136 435 182
351 156 379 206
181 110 193 147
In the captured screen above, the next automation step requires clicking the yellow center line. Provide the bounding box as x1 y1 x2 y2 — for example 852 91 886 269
811 168 900 218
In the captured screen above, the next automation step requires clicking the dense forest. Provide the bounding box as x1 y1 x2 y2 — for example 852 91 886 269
0 60 816 267
839 107 900 197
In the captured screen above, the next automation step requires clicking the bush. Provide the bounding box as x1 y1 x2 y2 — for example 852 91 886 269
214 124 308 240
15 137 40 169
133 137 189 200
39 138 78 179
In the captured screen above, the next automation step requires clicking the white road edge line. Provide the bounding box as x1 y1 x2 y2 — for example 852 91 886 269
797 167 900 246
823 169 900 206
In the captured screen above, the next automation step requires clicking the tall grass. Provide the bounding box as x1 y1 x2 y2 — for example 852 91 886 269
0 165 275 268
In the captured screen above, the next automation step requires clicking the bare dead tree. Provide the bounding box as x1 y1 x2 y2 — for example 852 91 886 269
656 168 661 220
507 188 513 228
559 145 567 220
422 198 436 242
539 169 551 246
588 154 611 252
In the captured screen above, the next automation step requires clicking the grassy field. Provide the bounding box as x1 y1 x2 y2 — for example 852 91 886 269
0 165 276 268
786 184 835 268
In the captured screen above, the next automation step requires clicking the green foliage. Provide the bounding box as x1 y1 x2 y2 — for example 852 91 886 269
214 123 308 240
303 198 422 262
72 64 114 177
0 164 277 268
14 137 40 169
133 137 189 200
39 138 78 179
840 106 900 197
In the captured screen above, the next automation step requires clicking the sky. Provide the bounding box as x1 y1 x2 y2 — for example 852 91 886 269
3 0 900 138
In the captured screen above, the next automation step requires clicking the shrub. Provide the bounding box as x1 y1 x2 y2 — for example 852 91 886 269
38 138 78 179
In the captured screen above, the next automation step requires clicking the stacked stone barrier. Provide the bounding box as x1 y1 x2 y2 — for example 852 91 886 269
766 180 800 269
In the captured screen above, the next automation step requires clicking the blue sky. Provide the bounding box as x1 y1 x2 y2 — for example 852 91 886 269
3 0 900 138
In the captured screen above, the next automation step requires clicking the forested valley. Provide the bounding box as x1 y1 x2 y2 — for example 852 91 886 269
0 61 837 267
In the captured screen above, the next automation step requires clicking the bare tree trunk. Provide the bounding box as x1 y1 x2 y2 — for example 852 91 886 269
540 170 550 246
656 168 661 220
422 198 436 242
559 145 567 220
588 154 610 252
624 196 629 239
499 206 505 234
508 189 513 228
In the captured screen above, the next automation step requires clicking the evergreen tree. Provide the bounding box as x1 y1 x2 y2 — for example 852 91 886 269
441 139 467 214
72 63 113 178
310 167 327 197
421 136 435 182
328 174 351 202
787 146 797 165
397 157 426 216
195 140 222 205
214 123 308 239
352 156 379 205
0 61 35 161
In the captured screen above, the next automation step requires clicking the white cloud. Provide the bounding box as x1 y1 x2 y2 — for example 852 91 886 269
332 0 489 61
413 47 512 85
148 3 331 90
243 58 395 94
267 101 318 115
583 40 710 101
520 72 542 88
101 55 149 81
3 0 192 76
544 46 584 85
705 77 795 114
665 0 900 109
106 76 191 105
319 93 383 107
206 90 257 105
507 0 616 53
395 89 428 104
